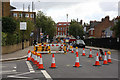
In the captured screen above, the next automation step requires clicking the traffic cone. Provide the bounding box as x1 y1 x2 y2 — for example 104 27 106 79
71 46 74 53
36 53 40 67
93 52 101 66
88 49 93 58
31 51 35 63
76 47 78 55
103 52 108 65
73 53 82 67
107 51 112 63
38 54 44 69
34 52 37 65
67 46 69 52
50 54 56 68
27 50 31 61
82 48 86 56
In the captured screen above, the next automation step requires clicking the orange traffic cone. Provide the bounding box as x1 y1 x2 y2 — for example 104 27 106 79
31 51 35 63
36 53 40 67
93 52 101 66
82 48 86 56
50 54 56 68
76 47 78 55
38 54 44 69
107 51 112 63
108 54 112 63
67 46 69 52
27 50 31 61
34 52 37 65
103 52 108 65
71 47 74 53
73 53 82 67
88 49 93 58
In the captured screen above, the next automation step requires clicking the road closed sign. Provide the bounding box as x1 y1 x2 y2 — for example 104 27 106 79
20 22 27 30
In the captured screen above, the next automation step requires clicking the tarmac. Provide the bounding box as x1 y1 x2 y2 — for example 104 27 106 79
0 45 117 62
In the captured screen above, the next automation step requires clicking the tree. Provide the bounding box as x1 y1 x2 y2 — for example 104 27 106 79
2 17 17 33
36 11 56 42
112 20 120 37
69 19 84 39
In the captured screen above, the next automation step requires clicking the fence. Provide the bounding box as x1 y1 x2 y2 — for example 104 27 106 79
84 38 120 50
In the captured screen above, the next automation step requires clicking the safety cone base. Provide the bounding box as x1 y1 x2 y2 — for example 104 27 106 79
81 54 86 56
102 64 109 65
37 68 45 70
73 65 82 67
93 65 101 66
49 66 57 68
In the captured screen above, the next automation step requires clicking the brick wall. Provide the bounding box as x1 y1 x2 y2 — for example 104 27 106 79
2 2 10 17
94 16 114 38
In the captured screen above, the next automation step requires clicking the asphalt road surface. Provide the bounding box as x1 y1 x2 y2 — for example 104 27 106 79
1 48 119 80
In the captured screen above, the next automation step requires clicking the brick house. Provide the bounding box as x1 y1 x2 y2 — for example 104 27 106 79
10 11 36 22
56 22 70 38
87 16 120 38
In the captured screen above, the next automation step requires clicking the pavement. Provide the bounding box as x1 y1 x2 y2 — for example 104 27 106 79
0 45 118 62
1 46 34 62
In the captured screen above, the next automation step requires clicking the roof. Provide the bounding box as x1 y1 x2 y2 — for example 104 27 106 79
57 22 70 24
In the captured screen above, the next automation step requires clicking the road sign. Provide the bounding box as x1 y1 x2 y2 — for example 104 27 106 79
20 22 27 30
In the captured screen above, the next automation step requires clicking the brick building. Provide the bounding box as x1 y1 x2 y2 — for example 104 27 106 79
10 11 36 22
87 16 120 38
56 22 70 38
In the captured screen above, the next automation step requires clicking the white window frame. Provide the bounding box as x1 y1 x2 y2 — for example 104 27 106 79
30 14 34 18
25 13 29 17
13 13 17 17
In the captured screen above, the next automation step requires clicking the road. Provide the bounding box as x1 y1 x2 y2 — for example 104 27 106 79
1 48 119 80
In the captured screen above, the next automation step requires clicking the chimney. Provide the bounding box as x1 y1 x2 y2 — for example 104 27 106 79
80 20 83 25
105 16 109 21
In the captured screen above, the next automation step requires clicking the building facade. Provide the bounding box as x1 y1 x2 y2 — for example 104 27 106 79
87 16 120 38
10 11 36 21
56 22 70 38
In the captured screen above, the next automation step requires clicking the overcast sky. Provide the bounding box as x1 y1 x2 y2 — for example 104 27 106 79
10 0 119 23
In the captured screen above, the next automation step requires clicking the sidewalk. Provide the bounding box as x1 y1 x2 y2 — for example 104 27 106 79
86 46 118 51
1 46 34 62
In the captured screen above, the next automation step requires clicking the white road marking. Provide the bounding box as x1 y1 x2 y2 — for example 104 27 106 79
41 70 52 80
26 61 35 72
8 75 29 78
14 67 16 69
111 58 120 61
12 70 16 72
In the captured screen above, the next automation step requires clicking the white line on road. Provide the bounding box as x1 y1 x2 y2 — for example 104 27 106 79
111 58 120 61
26 61 35 72
41 70 53 80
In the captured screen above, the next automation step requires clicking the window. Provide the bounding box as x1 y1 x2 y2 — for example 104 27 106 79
58 28 59 31
59 24 62 25
64 24 66 25
58 32 59 35
63 32 64 35
13 13 17 17
19 13 22 18
30 14 34 18
68 24 70 25
25 13 29 17
61 28 62 31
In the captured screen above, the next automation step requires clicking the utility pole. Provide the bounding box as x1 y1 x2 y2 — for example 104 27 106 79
66 14 69 37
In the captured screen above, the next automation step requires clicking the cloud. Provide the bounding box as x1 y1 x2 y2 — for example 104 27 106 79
10 0 118 23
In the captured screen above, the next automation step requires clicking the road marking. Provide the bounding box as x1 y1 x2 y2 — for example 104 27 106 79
14 67 16 69
8 75 29 78
26 61 35 72
111 58 120 61
41 70 52 80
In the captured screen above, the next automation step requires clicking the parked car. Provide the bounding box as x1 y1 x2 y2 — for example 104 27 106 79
73 40 85 48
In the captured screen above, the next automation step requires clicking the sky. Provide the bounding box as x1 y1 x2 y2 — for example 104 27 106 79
10 0 119 23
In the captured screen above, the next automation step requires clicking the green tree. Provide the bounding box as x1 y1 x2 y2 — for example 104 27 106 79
36 11 56 42
112 20 120 37
69 19 84 39
2 17 17 33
